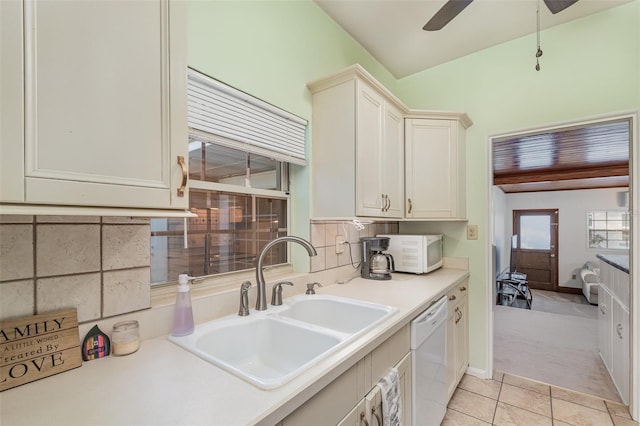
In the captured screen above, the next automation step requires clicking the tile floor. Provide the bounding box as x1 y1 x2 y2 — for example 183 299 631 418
442 372 638 426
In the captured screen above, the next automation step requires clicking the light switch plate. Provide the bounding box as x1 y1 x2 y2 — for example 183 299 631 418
466 225 478 240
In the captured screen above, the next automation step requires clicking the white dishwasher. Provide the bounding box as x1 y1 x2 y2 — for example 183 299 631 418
411 296 448 426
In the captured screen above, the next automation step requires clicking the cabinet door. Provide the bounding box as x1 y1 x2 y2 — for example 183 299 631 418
598 286 613 371
283 361 361 426
455 296 469 381
396 352 412 426
356 82 384 217
337 399 367 426
381 102 404 218
446 297 457 398
612 299 629 404
405 118 464 219
5 0 188 209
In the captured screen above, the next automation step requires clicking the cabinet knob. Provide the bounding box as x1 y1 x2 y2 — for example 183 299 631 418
177 155 188 197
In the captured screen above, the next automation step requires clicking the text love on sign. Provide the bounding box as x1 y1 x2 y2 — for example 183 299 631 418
1 308 82 391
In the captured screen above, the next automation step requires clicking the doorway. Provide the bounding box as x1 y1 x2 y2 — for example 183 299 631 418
512 209 558 291
487 112 637 417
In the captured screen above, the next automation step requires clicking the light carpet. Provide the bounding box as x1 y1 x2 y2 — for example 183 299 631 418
494 299 621 402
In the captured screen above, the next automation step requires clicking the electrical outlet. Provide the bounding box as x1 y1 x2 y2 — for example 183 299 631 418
466 225 478 240
335 235 345 254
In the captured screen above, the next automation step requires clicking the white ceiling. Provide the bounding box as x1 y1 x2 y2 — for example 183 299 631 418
314 0 633 78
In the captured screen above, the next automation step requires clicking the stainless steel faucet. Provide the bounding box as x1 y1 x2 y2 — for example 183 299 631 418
255 236 317 310
306 282 322 294
238 281 251 316
271 281 293 306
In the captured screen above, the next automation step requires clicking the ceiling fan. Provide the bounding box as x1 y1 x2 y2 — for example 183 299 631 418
423 0 579 31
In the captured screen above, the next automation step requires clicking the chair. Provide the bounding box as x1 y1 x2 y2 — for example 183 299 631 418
496 270 532 309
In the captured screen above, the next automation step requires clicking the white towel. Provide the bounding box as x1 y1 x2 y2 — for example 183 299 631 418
378 367 402 426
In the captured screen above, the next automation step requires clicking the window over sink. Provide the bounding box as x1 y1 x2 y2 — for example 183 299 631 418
150 69 307 285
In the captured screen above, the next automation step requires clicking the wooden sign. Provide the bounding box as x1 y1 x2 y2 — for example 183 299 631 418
1 308 82 392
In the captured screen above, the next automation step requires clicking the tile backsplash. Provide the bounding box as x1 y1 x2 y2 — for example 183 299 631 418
0 215 151 323
309 220 399 273
0 215 400 325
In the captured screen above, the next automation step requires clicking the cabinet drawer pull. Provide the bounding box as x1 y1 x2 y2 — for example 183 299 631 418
177 155 187 197
460 286 467 292
408 198 413 214
371 407 382 426
360 412 369 426
617 323 623 339
449 295 456 301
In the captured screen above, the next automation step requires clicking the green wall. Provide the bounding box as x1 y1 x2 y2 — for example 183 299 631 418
188 0 640 373
396 1 640 371
187 0 396 269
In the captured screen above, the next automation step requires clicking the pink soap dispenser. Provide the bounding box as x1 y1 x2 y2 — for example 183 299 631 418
171 274 195 337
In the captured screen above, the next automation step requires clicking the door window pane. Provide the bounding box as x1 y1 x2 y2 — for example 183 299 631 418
519 215 551 249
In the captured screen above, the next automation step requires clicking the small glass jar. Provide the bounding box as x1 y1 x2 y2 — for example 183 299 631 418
111 320 140 356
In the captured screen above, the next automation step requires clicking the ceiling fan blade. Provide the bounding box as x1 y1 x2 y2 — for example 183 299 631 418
423 0 473 31
543 0 579 14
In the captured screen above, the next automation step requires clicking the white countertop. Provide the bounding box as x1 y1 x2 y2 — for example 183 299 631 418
0 268 469 426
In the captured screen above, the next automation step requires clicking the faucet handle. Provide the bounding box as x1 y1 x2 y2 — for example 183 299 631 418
271 281 293 306
238 281 252 316
306 282 322 295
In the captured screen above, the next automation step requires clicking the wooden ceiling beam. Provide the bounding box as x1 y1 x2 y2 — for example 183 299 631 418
493 163 628 185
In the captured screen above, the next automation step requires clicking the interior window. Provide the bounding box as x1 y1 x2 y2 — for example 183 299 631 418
587 211 629 249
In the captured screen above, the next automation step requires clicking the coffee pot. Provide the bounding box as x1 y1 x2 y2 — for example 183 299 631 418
361 237 395 280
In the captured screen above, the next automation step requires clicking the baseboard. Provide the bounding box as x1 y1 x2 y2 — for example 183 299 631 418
465 366 490 380
555 287 582 294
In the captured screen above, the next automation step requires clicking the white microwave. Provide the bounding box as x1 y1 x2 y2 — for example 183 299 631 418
377 234 444 274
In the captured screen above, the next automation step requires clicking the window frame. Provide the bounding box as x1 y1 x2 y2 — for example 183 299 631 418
586 210 630 251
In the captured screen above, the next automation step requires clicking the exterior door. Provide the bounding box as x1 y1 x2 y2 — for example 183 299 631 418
513 209 558 291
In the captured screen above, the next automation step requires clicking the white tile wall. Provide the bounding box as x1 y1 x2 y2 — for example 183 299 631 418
37 273 101 322
0 279 34 318
0 224 34 281
36 224 101 276
102 225 150 270
103 267 151 317
0 216 152 323
309 220 399 273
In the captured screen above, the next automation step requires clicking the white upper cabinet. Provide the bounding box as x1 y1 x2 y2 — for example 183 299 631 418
308 65 471 221
0 0 188 212
355 81 404 218
309 66 404 219
405 116 470 220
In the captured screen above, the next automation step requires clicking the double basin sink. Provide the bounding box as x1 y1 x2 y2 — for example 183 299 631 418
168 294 397 389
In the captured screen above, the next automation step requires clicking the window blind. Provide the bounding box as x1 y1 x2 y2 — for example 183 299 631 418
187 68 308 166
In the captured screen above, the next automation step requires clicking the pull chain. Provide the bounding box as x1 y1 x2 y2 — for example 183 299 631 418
535 0 543 71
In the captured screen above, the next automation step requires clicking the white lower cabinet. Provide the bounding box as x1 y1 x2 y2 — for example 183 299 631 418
598 285 613 371
446 281 469 399
337 399 367 426
283 325 411 426
611 297 630 403
597 260 630 405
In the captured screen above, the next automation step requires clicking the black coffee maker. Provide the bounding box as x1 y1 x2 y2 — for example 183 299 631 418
361 237 394 280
